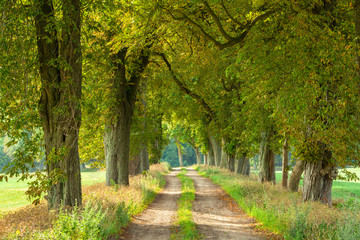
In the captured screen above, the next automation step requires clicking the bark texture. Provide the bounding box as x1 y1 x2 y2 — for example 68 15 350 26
282 138 289 188
210 136 221 166
258 130 275 183
289 160 305 192
138 146 150 173
195 147 202 165
204 154 208 165
207 138 215 166
149 113 163 164
105 45 150 186
35 0 82 209
220 138 228 168
227 155 235 172
302 142 338 206
236 155 250 176
137 85 149 173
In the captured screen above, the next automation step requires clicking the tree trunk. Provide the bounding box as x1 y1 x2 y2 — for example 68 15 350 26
129 154 140 176
137 84 149 173
105 45 150 186
220 138 228 168
236 154 250 176
35 0 82 209
282 138 289 188
138 145 149 173
258 130 275 183
149 113 163 164
210 136 221 166
105 49 132 186
302 142 338 206
104 106 132 186
289 160 305 192
104 123 118 184
208 138 215 166
195 147 202 165
204 154 208 165
175 138 183 167
228 155 235 172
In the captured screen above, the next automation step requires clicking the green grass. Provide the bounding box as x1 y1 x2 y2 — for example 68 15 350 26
81 171 106 186
197 166 360 240
171 168 202 240
275 170 360 202
0 170 106 213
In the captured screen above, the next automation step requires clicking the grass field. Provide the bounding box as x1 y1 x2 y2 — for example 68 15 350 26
0 171 106 213
275 167 360 201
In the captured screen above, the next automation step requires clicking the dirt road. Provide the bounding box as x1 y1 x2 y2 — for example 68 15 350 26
121 168 267 240
120 169 181 240
188 168 266 240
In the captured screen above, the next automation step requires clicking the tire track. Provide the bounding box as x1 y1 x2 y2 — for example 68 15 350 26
187 168 266 240
120 169 181 240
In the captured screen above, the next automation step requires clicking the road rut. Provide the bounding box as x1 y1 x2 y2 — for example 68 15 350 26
120 169 181 240
187 168 266 240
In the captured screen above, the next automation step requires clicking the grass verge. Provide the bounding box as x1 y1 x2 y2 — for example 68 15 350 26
171 168 202 240
197 166 360 240
1 163 171 239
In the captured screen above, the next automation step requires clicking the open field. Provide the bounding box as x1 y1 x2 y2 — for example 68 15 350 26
275 167 360 201
0 171 106 213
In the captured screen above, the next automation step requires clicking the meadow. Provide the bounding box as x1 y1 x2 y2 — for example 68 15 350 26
0 171 106 213
275 168 360 202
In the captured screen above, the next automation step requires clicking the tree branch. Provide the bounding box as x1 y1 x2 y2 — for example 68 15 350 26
221 77 236 92
202 0 233 41
220 0 243 27
176 12 223 49
166 5 274 50
155 53 215 122
246 10 274 29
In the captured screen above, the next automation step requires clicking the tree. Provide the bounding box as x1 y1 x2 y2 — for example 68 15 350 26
282 138 289 188
34 0 83 208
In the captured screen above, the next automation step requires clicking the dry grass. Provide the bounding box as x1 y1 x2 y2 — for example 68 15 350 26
0 201 52 237
0 163 168 239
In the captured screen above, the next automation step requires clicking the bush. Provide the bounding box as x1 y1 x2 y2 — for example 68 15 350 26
19 202 105 240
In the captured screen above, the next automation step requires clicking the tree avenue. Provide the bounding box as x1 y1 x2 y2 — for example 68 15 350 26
0 0 360 212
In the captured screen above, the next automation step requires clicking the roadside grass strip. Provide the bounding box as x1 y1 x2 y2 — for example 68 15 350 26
196 166 360 240
172 168 202 240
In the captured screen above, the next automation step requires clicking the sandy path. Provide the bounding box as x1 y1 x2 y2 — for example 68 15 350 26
187 168 267 240
120 169 181 240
